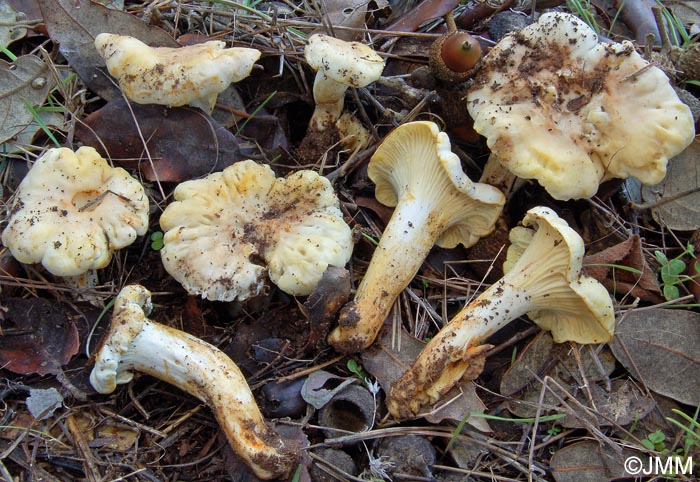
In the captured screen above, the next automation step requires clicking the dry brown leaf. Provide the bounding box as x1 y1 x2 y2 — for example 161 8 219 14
550 440 629 482
610 308 700 406
584 234 664 303
642 138 700 231
0 55 54 144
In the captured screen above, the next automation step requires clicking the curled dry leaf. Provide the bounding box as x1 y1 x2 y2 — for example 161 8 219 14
0 55 54 144
611 308 700 406
0 297 79 375
583 234 664 303
75 98 250 182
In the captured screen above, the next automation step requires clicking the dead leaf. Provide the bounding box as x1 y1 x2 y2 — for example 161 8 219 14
316 0 370 40
361 328 491 431
666 0 700 25
610 308 700 406
0 0 27 47
75 98 251 182
38 0 178 100
560 380 655 428
0 54 54 144
500 332 616 419
384 0 461 32
300 370 356 409
0 297 79 375
550 440 628 482
584 235 664 303
302 266 351 351
642 138 700 231
614 0 661 45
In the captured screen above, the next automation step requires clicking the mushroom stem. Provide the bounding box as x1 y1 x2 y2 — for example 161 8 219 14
90 285 296 480
329 197 447 353
386 206 615 418
309 71 349 130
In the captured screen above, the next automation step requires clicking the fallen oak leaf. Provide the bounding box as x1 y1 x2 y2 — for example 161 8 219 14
0 55 54 144
75 98 254 182
0 297 79 375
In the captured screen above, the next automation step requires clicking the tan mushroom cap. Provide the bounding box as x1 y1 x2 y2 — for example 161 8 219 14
1 147 148 277
467 12 695 200
94 33 261 109
503 206 615 343
159 160 353 302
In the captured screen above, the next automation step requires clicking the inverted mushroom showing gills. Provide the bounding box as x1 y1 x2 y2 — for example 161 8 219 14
94 33 261 111
387 206 615 419
90 285 296 480
304 34 385 131
1 147 148 277
159 160 353 302
328 121 505 353
467 12 695 200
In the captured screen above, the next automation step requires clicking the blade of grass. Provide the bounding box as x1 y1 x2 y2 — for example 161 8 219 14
0 44 18 62
22 99 60 147
234 90 277 136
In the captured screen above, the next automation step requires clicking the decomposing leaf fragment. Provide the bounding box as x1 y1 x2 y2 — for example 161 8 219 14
0 54 53 144
642 138 700 231
584 234 663 303
0 297 79 375
611 308 700 406
75 98 250 182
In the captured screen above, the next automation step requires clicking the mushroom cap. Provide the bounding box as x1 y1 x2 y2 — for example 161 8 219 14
94 33 261 107
368 121 505 249
1 147 149 277
304 34 385 88
504 206 614 343
467 12 695 201
159 160 353 301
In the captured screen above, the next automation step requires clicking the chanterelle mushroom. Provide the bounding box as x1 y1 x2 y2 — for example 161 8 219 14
304 34 385 131
94 33 261 111
467 12 695 200
90 284 297 480
159 160 353 302
328 121 505 353
386 206 615 418
1 147 148 277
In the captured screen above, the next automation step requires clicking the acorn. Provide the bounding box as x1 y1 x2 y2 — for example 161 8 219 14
429 30 482 83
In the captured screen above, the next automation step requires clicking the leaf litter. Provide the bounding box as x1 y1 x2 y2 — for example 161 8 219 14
1 0 700 481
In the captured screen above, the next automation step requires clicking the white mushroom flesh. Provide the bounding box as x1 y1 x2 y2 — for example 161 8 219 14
90 285 296 480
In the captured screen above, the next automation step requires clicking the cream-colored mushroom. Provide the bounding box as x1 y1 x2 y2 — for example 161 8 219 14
159 160 353 302
89 284 297 480
328 121 505 353
1 146 148 277
467 12 695 200
304 34 385 131
387 206 615 419
94 33 261 111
